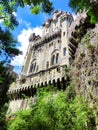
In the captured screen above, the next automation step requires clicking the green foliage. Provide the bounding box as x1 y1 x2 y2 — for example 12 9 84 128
0 63 15 130
7 86 96 130
69 0 98 23
64 66 71 87
41 0 54 14
31 6 41 14
0 0 54 29
8 110 31 130
0 0 18 30
0 27 21 63
23 0 54 14
0 1 53 129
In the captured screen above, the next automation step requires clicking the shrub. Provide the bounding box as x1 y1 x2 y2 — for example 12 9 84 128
7 86 96 130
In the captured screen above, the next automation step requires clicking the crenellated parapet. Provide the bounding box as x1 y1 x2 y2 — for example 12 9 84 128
7 64 67 101
30 28 61 48
29 33 41 42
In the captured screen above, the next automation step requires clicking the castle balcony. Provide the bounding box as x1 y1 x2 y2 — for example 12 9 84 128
68 40 77 56
68 47 75 54
68 42 76 51
71 31 79 39
69 37 78 47
68 46 76 57
69 52 75 59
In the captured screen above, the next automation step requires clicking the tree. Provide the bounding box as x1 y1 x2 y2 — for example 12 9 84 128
0 0 54 30
0 0 18 30
0 1 54 129
0 63 16 130
0 27 22 63
0 0 54 64
69 0 98 23
0 1 20 129
23 0 54 14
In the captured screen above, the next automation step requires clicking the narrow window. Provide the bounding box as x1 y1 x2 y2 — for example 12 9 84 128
49 44 51 47
56 53 59 63
58 40 60 43
36 65 39 72
51 55 55 65
51 42 53 46
33 62 36 72
46 61 49 69
63 32 65 36
29 64 33 73
63 48 66 56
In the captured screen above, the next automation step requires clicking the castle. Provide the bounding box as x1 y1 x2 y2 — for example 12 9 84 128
7 10 74 113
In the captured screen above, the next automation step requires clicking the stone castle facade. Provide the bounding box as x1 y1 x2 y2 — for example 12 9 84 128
7 10 74 113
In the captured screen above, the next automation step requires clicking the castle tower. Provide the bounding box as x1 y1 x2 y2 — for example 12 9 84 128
21 10 73 78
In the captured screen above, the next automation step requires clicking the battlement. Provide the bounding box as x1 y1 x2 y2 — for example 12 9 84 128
29 33 41 42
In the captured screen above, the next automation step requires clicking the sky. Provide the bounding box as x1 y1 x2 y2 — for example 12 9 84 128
10 0 75 74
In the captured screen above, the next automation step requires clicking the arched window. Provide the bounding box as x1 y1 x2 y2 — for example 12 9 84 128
56 53 59 63
29 61 36 73
29 63 33 73
33 62 36 72
51 55 55 65
51 49 60 66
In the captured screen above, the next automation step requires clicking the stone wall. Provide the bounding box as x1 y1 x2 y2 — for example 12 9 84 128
69 15 98 128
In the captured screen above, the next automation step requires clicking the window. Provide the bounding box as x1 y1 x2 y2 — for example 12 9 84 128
51 53 59 65
51 49 60 65
49 44 51 47
56 53 59 63
36 65 39 72
63 48 66 56
29 62 36 73
63 32 65 36
46 61 49 69
58 40 61 43
51 55 55 65
29 64 33 73
49 42 53 47
33 62 36 72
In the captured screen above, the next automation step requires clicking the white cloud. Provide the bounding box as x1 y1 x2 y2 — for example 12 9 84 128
18 18 23 24
18 18 32 28
11 26 42 72
12 12 17 17
0 19 3 23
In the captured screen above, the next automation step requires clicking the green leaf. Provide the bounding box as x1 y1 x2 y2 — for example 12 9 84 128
30 6 41 14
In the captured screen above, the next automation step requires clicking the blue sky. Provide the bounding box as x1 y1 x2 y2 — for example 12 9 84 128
11 0 74 73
